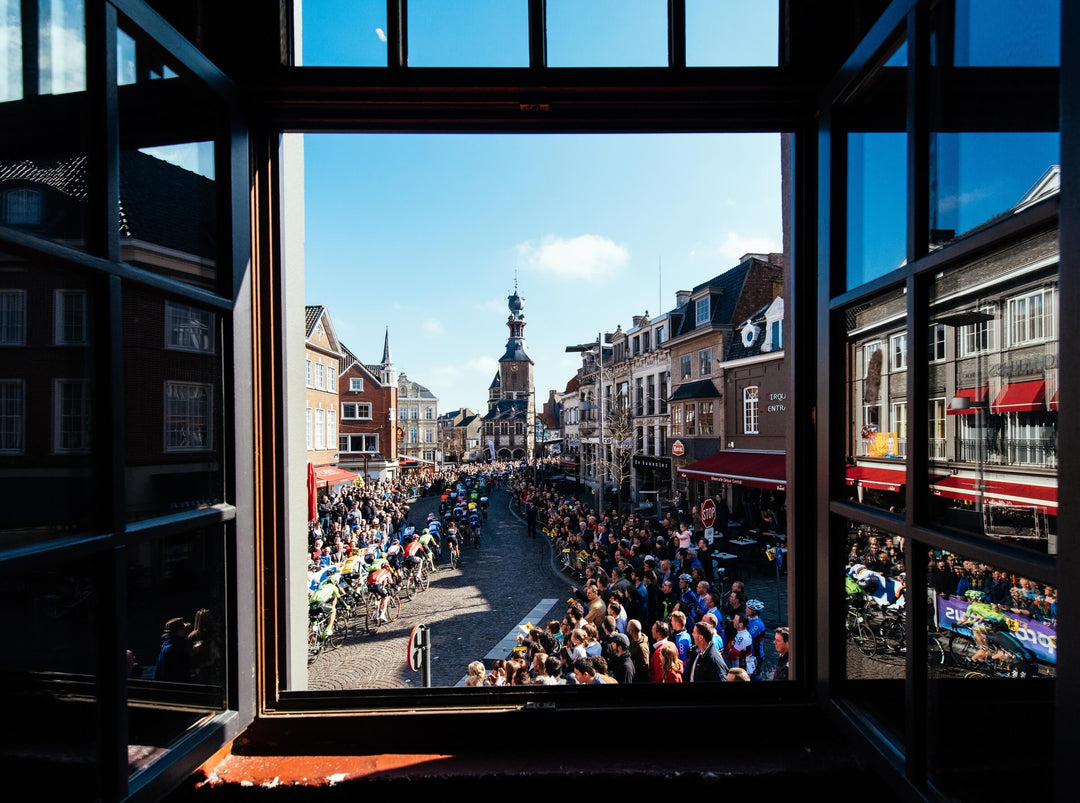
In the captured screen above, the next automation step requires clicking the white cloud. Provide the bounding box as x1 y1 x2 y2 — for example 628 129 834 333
715 232 780 264
515 234 629 280
423 319 443 335
375 28 387 43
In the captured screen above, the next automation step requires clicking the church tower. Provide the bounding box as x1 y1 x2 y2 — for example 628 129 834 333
481 281 536 461
498 283 533 399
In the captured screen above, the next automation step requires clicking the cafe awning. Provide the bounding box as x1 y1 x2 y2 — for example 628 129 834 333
947 386 989 415
677 450 786 490
845 464 906 492
930 476 1057 513
990 380 1046 414
1049 390 1058 411
313 465 357 488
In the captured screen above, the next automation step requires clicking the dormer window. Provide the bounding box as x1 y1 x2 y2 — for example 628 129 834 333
2 188 43 227
695 297 710 325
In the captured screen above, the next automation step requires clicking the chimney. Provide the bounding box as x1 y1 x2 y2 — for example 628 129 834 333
675 290 691 307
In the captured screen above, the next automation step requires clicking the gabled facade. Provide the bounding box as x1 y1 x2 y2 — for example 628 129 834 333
396 373 438 464
303 305 342 470
337 344 397 480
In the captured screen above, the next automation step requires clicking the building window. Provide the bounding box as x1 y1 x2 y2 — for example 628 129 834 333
891 401 907 457
305 360 312 388
410 408 418 420
700 401 713 435
743 386 759 434
306 407 313 449
929 398 946 459
350 377 363 392
424 450 434 461
656 325 665 344
698 347 712 376
342 402 372 419
326 407 335 448
55 290 88 346
680 353 692 380
165 301 214 353
2 187 44 226
672 405 682 436
890 332 907 371
632 335 640 355
314 408 325 449
634 377 643 416
326 365 335 391
685 403 696 435
424 428 434 443
960 305 996 356
927 323 946 362
425 407 433 419
0 290 26 346
645 425 654 455
771 319 783 349
1008 287 1055 345
642 330 650 351
164 382 212 451
0 380 25 453
695 297 710 325
314 362 325 390
54 379 90 452
660 371 670 414
646 375 656 415
409 427 418 444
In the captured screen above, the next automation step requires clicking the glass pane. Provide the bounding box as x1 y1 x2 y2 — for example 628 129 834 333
926 547 1054 797
123 285 224 522
686 0 778 67
127 527 228 777
547 0 667 67
117 24 223 291
842 286 908 515
929 132 1060 246
297 0 387 67
408 0 528 67
933 0 1060 67
0 3 90 248
841 518 904 736
0 256 100 549
926 225 1058 556
847 132 906 288
0 557 100 790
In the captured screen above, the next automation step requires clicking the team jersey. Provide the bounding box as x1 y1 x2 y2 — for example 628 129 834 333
404 540 424 558
367 567 393 587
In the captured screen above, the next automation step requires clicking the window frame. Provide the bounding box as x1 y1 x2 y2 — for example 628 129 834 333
0 378 25 454
0 289 27 346
164 380 214 452
679 353 692 380
698 347 712 376
164 299 215 354
53 377 91 453
695 297 710 326
54 289 89 346
349 377 363 392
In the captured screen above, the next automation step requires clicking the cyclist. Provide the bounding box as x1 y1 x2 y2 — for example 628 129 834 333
403 532 426 585
955 593 1034 670
365 555 395 623
467 508 482 546
310 572 343 636
418 527 440 573
479 496 489 521
444 521 462 566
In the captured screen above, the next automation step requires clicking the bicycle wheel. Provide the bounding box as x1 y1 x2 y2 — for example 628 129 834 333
366 596 382 633
418 567 430 592
327 621 346 649
307 620 322 665
881 616 905 651
949 633 980 663
386 593 401 622
450 548 459 570
926 632 946 667
855 621 877 656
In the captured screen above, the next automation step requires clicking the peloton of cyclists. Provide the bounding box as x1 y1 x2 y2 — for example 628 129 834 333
364 554 395 623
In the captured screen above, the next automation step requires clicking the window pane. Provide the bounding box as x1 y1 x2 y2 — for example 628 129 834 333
0 257 98 548
297 0 387 67
123 285 224 523
126 527 228 778
934 0 1060 67
118 23 224 291
926 228 1058 556
847 132 906 289
0 557 100 790
547 0 667 67
686 0 778 67
843 286 907 513
926 548 1054 798
408 0 528 67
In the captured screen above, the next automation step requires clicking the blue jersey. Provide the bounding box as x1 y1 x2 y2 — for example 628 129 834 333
468 513 481 526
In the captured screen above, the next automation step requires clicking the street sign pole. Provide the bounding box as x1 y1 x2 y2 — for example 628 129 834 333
407 623 431 687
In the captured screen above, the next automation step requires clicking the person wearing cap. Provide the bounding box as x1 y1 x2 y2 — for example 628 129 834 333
154 617 192 683
607 632 635 684
745 599 767 680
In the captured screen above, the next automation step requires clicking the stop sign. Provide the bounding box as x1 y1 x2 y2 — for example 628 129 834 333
701 499 716 529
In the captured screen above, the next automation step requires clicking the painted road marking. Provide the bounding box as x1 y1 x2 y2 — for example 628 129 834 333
454 598 559 686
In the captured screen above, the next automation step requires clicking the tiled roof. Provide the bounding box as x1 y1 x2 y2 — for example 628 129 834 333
481 399 528 420
0 155 88 199
305 306 323 336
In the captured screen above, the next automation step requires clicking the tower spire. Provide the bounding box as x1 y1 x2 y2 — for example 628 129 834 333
381 326 392 365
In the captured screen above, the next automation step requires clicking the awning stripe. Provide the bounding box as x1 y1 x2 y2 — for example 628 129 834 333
677 450 786 490
931 475 1057 513
990 380 1046 414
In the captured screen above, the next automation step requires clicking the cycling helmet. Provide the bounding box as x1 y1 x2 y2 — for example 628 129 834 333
422 528 429 535
746 599 765 612
364 554 374 565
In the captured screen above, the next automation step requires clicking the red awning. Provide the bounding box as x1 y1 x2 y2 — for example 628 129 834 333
313 465 357 488
947 386 989 415
931 476 1057 513
991 380 1046 414
1048 390 1058 411
677 450 786 490
845 464 906 492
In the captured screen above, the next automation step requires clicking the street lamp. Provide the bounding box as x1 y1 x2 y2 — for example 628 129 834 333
585 331 606 516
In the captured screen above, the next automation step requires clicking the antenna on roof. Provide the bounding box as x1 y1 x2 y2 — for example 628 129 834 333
658 257 662 315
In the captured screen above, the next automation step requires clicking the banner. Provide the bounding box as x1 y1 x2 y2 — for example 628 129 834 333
936 595 1057 664
486 438 496 462
865 432 898 457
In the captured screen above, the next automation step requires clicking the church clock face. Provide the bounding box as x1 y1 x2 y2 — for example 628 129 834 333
510 364 519 372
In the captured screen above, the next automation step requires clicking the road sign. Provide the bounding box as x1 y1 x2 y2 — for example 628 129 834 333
701 498 716 529
671 440 685 456
407 623 427 671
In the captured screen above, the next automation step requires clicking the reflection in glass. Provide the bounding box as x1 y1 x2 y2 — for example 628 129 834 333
929 133 1060 246
926 547 1054 796
117 24 221 291
297 0 387 67
847 132 906 288
0 558 100 789
927 212 1058 555
123 285 224 523
408 0 528 67
932 0 1060 67
0 256 98 547
843 286 907 514
127 527 227 777
685 0 778 67
39 0 86 96
547 0 667 67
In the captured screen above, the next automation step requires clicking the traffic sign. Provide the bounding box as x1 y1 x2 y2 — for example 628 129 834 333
407 623 427 671
701 498 716 529
671 440 685 456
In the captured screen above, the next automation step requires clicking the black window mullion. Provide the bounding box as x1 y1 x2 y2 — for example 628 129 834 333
20 0 39 99
668 0 686 69
528 0 547 69
88 0 119 261
387 0 407 69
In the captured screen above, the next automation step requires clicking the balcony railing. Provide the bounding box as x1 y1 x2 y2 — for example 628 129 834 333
956 438 1057 468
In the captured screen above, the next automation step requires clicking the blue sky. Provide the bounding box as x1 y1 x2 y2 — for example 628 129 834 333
301 2 782 413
